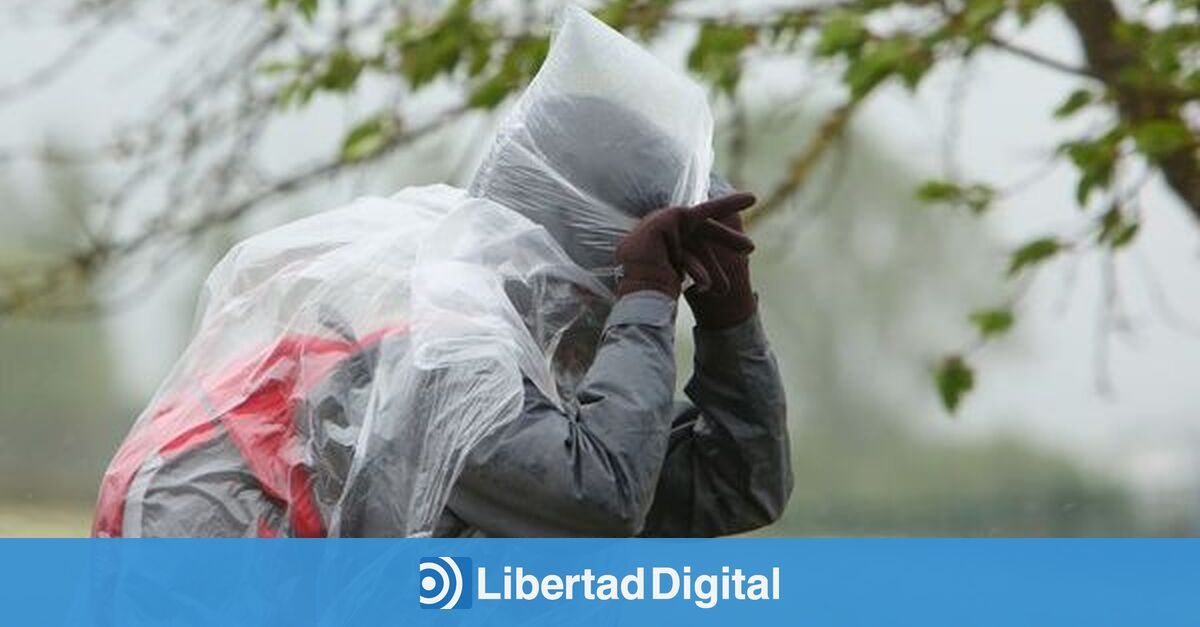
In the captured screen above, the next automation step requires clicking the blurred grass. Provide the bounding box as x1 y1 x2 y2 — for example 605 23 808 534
0 502 92 537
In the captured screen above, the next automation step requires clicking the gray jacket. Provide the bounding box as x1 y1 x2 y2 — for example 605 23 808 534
435 291 792 537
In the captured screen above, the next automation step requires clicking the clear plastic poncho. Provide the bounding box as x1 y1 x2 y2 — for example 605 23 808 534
94 6 714 537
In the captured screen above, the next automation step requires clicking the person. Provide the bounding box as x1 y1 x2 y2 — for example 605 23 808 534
94 96 790 538
434 190 793 537
429 96 793 537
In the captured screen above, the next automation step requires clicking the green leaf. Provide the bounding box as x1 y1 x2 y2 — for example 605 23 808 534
844 44 896 98
393 0 498 89
895 42 933 91
963 0 1005 33
318 48 364 92
841 35 930 98
969 308 1014 339
1110 222 1139 248
1061 132 1120 204
593 0 671 38
594 0 631 27
1053 89 1094 119
935 355 974 414
915 180 994 213
467 35 548 110
468 75 513 109
257 60 294 76
1097 207 1141 249
265 0 318 21
768 12 811 49
1132 119 1193 160
844 56 891 98
1008 237 1061 276
339 115 394 162
1075 170 1106 206
297 0 317 21
273 79 315 109
916 180 961 202
815 11 867 57
1014 0 1049 25
688 22 755 96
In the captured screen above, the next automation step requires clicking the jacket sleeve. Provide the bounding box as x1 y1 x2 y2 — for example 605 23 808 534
639 315 791 537
446 291 681 537
445 293 792 537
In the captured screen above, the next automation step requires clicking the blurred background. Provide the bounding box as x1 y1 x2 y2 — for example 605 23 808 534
1 0 1198 536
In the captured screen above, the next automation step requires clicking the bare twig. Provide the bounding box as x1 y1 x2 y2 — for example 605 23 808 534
1093 250 1119 397
747 101 857 225
941 57 973 183
1131 249 1200 337
984 34 1100 81
726 99 751 190
0 6 126 104
0 104 471 315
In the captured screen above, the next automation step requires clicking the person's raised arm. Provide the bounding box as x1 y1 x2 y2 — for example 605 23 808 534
640 202 792 537
446 195 759 536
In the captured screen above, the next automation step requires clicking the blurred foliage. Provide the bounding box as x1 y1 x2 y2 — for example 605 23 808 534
251 0 1199 411
691 102 1168 536
935 356 975 414
3 0 1197 411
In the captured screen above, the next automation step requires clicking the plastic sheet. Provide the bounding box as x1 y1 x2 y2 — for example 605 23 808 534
95 6 714 537
95 186 611 537
471 6 714 278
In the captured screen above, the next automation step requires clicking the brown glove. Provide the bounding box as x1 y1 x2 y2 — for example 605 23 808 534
614 193 756 300
684 202 757 329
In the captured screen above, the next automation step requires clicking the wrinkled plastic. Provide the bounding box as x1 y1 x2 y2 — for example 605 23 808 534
95 6 715 537
471 6 714 276
95 186 612 537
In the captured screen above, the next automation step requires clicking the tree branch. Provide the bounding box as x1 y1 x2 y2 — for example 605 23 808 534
0 6 127 104
1060 0 1200 224
984 34 1100 81
746 101 857 225
0 104 470 315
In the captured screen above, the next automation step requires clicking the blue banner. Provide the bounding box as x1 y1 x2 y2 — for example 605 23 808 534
1 539 1196 626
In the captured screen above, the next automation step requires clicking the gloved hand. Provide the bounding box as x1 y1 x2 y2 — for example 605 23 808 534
614 193 756 299
684 199 757 329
